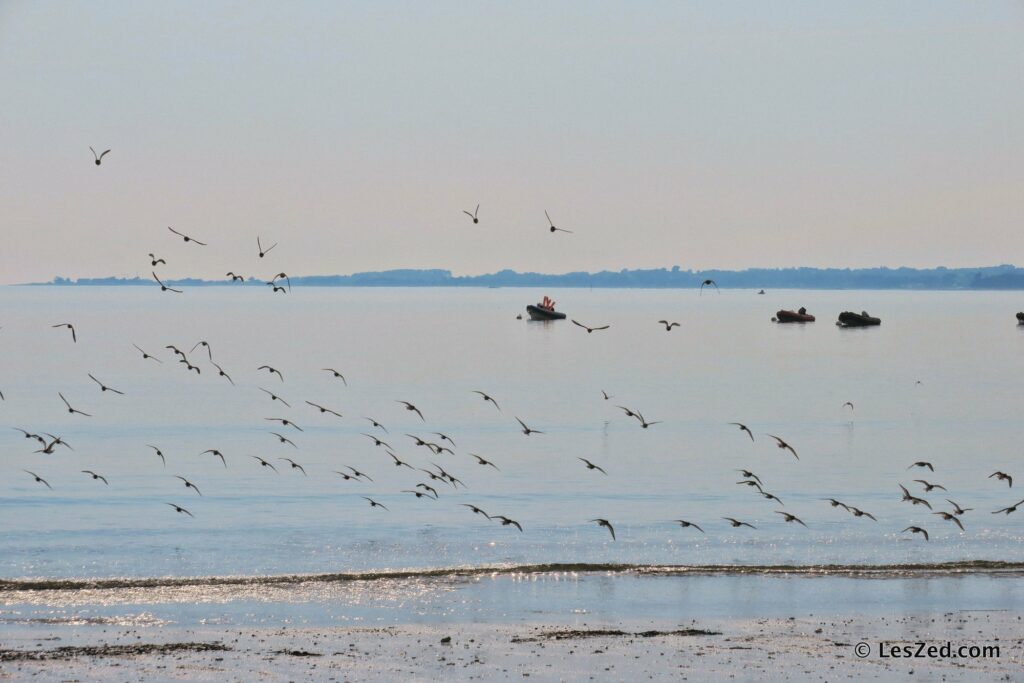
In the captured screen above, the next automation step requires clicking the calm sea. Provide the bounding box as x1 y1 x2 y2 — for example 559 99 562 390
2 286 1024 626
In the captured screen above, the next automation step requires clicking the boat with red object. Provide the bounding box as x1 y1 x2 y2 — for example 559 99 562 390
526 296 566 320
772 307 815 323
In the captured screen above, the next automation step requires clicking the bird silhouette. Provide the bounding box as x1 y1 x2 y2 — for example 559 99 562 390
133 344 162 363
578 457 607 475
515 417 543 435
52 323 76 343
658 320 680 331
545 210 573 233
672 519 705 533
472 390 500 410
591 518 616 540
23 470 52 489
88 373 125 395
167 227 206 245
152 272 183 293
323 368 347 385
463 204 480 224
723 517 756 529
572 320 610 333
766 435 799 459
902 526 929 541
59 393 91 417
699 279 719 294
257 236 278 258
989 471 1013 488
90 146 110 165
258 365 284 381
82 470 108 485
166 503 194 517
175 476 202 496
397 401 425 421
148 253 166 266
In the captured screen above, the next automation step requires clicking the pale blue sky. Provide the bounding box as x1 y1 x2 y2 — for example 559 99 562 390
1 1 1022 283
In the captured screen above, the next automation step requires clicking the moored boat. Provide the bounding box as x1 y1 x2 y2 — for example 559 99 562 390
526 295 566 320
837 311 881 327
772 307 815 323
1017 312 1024 325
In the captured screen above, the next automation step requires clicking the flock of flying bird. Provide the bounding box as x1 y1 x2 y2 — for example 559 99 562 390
6 150 1023 546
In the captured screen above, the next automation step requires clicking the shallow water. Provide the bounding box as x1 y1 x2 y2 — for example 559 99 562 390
1 286 1023 585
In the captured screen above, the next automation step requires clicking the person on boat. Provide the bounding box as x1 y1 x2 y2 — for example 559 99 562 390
798 307 806 315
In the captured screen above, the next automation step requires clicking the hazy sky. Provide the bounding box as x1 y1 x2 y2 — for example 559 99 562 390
2 1 1023 284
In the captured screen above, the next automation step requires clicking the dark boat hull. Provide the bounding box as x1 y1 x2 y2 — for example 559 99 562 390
527 305 566 320
1017 312 1024 324
773 310 815 323
837 311 881 327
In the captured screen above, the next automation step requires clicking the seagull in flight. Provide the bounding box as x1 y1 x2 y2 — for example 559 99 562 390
992 499 1024 515
766 435 799 460
305 401 342 417
148 253 166 266
591 518 616 540
572 320 610 333
907 462 934 472
52 323 76 343
578 457 607 475
899 484 932 509
257 236 278 258
88 373 125 395
729 423 754 442
258 365 284 381
260 388 291 407
59 393 91 417
545 210 573 233
774 511 808 527
133 344 162 363
495 515 523 532
175 476 202 496
168 226 206 245
226 272 245 282
463 204 480 224
323 368 347 385
166 503 194 517
989 471 1013 488
658 320 680 331
152 271 182 293
82 470 108 485
90 146 110 165
472 390 500 410
515 417 543 435
23 470 52 489
397 401 425 421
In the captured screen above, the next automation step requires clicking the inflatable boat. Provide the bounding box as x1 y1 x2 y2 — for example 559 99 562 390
773 307 815 323
837 311 881 327
1017 312 1024 325
527 296 566 320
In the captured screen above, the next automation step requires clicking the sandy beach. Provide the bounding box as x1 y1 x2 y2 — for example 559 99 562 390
3 610 1021 682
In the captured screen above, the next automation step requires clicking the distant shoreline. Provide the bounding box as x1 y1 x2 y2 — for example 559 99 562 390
18 264 1024 290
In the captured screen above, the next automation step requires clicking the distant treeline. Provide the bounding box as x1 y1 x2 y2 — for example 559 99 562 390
37 265 1024 289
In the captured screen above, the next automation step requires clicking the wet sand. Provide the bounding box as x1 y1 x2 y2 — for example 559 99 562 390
3 611 1021 681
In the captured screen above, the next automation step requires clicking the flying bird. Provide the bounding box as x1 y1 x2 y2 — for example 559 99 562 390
634 412 661 429
89 146 110 165
658 320 680 331
397 401 425 421
902 526 930 541
729 423 755 442
147 445 166 467
211 363 235 385
723 517 756 529
167 226 206 245
932 511 964 531
463 204 480 224
591 518 616 540
166 503 194 517
842 402 854 410
265 417 303 431
822 498 848 511
362 433 392 449
699 279 719 294
468 453 500 470
88 373 125 395
472 390 500 410
571 320 610 334
774 511 808 527
59 393 91 417
672 520 705 533
848 507 877 521
992 499 1024 515
305 401 342 417
81 470 108 485
279 458 307 475
148 253 166 266
174 476 202 496
365 417 388 432
250 456 278 473
269 432 297 448
578 457 607 475
402 489 437 500
460 504 491 519
23 470 52 489
545 210 573 233
226 272 245 282
363 497 389 511
766 435 799 460
946 500 973 516
190 341 213 360
738 470 763 486
52 323 76 343
515 417 543 435
257 236 278 258
386 452 414 469
132 344 162 363
601 390 612 401
323 369 348 385
914 479 947 493
907 462 934 472
201 449 227 467
989 471 1013 488
258 365 284 381
899 484 932 509
260 388 291 407
152 272 182 293
494 515 523 532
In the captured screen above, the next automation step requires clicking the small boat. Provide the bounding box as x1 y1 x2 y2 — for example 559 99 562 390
1017 312 1024 325
526 295 566 321
757 289 766 295
773 307 815 323
837 311 881 327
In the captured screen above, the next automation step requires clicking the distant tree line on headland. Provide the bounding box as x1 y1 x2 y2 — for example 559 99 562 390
38 264 1024 289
